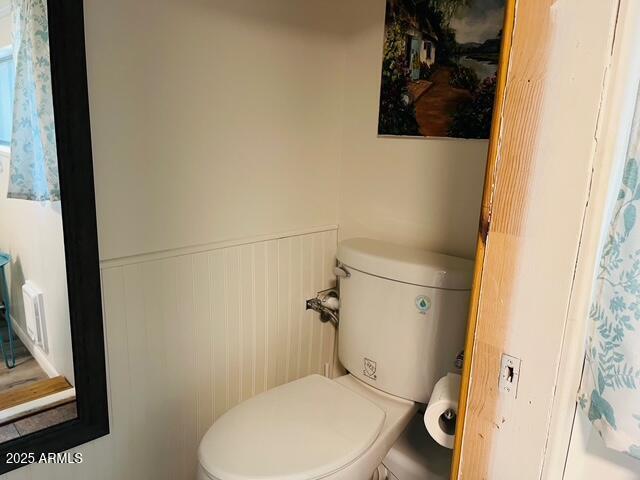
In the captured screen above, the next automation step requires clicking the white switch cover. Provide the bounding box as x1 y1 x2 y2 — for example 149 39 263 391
499 353 521 398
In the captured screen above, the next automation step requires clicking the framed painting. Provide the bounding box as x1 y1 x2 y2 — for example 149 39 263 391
378 0 506 139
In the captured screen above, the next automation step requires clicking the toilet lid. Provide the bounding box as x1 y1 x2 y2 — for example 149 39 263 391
199 374 386 480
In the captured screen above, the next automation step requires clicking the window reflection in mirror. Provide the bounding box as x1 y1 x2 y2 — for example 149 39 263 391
0 0 76 442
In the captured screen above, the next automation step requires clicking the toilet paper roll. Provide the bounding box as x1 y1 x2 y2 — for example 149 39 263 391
424 373 461 449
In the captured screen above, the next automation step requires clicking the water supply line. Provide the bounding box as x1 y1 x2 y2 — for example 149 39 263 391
306 288 339 327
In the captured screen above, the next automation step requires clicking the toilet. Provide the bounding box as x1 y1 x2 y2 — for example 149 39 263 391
198 238 473 480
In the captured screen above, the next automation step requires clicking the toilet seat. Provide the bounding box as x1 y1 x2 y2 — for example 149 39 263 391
198 374 386 480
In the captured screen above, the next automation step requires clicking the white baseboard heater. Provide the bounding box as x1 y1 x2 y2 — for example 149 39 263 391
22 281 47 350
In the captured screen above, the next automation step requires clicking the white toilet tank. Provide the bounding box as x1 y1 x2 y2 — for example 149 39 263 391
337 238 473 403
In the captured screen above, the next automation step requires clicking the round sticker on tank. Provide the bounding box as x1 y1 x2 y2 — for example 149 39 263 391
415 295 431 314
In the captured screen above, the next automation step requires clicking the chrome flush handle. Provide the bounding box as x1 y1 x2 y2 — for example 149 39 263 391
334 264 350 278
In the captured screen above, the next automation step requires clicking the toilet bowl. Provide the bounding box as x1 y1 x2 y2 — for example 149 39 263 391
198 374 417 480
197 238 473 480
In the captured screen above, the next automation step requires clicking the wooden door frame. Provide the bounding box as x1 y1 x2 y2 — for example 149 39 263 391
451 1 516 477
451 0 628 478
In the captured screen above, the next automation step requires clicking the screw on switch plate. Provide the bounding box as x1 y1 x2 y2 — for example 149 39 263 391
499 353 521 398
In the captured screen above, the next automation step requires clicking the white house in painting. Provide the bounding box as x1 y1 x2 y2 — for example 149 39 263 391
406 24 437 80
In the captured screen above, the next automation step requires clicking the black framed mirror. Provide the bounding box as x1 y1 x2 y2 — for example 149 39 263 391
0 0 108 473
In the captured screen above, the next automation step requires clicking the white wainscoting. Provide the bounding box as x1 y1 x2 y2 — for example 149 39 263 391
2 227 338 480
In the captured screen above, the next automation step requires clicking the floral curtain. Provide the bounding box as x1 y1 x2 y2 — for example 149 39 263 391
579 88 640 460
8 0 59 201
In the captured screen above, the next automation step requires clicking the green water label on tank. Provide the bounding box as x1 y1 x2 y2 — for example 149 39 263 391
415 295 431 314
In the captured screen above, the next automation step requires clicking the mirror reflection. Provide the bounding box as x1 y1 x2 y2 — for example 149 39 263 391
0 0 76 441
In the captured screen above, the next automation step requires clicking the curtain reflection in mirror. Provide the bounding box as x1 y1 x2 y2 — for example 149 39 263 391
8 0 58 201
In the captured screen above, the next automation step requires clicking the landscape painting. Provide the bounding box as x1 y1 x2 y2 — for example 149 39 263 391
377 0 505 139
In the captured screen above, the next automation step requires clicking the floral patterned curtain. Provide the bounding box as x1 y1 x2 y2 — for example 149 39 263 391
8 0 59 201
579 88 640 460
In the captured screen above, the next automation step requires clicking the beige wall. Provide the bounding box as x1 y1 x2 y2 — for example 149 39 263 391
2 0 489 478
4 2 348 479
87 0 486 262
87 0 348 261
337 0 488 260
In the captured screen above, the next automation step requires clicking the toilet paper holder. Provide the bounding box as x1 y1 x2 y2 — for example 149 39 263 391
440 408 457 435
425 372 461 449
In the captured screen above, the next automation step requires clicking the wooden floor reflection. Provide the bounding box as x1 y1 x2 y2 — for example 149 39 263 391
0 324 48 393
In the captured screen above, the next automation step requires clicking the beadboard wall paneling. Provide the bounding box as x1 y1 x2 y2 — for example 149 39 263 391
1 228 338 480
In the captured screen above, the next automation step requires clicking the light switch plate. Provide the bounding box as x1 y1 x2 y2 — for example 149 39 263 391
499 353 521 398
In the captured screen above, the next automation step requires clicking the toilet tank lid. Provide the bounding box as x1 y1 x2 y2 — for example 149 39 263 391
337 238 473 290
